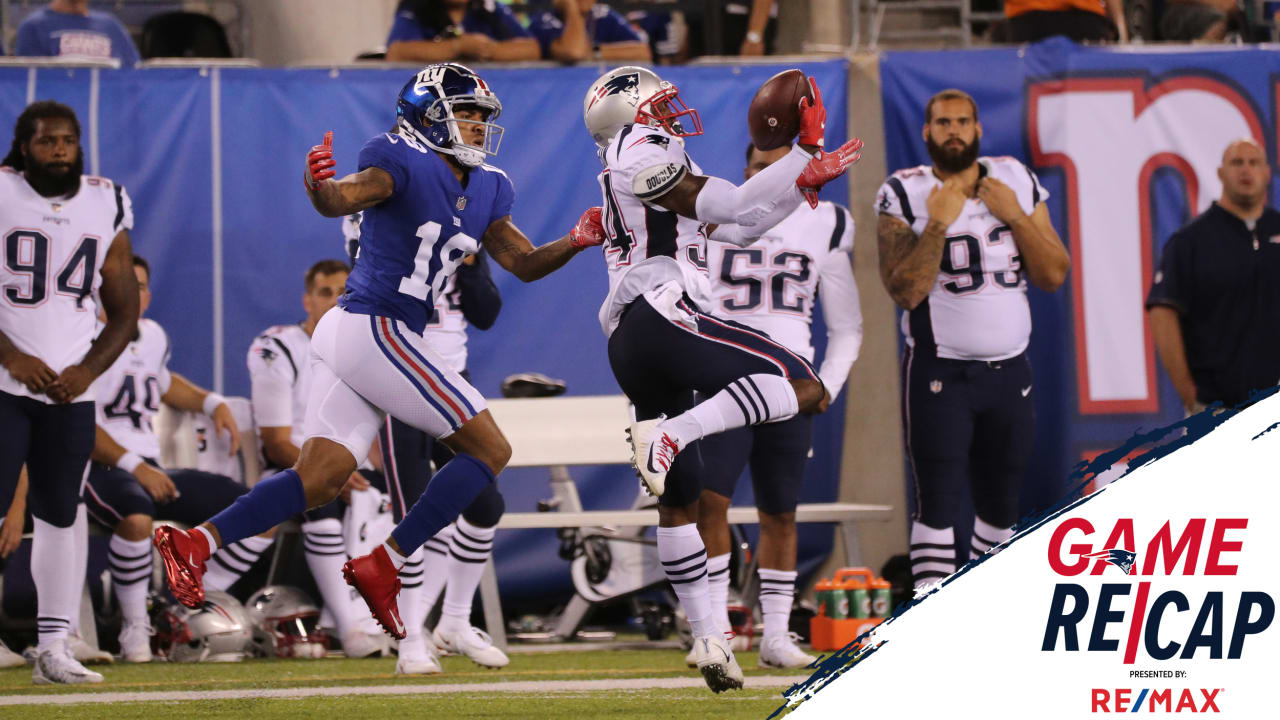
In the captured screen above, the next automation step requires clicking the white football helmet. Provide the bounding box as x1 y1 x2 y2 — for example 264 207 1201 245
245 585 330 659
583 66 702 148
153 589 252 663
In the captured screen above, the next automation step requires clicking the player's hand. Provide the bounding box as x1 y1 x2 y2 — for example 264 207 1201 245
926 176 968 229
2 352 57 394
339 471 372 504
457 33 496 60
136 464 180 503
796 137 863 208
0 511 23 559
305 131 336 192
46 364 95 403
569 207 605 249
211 402 241 457
797 77 826 148
976 176 1026 224
739 36 765 56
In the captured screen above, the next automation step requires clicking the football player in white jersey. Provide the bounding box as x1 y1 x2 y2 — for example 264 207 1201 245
0 101 139 684
344 213 510 673
875 89 1069 590
582 66 861 692
82 254 278 662
246 258 390 659
695 142 863 669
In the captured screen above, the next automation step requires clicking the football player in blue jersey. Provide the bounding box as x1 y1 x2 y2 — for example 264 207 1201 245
154 63 606 640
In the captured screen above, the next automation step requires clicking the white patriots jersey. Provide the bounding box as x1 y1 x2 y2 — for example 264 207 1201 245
706 201 863 400
246 324 312 450
93 318 172 459
344 211 468 373
0 169 132 403
596 123 713 337
876 156 1048 361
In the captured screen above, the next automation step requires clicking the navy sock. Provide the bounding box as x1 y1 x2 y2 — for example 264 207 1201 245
208 468 306 547
390 453 494 555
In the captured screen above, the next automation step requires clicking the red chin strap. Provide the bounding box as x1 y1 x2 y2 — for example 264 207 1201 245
635 86 703 139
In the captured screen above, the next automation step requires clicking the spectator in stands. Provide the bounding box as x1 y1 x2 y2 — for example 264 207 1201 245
684 0 777 58
1146 138 1280 412
996 0 1128 43
626 9 681 64
13 0 141 66
529 0 650 63
385 0 539 63
1160 0 1241 41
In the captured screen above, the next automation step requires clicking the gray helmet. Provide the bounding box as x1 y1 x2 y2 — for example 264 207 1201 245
153 589 251 663
583 66 702 148
245 585 330 659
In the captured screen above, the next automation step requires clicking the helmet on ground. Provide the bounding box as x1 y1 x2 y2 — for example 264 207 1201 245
245 585 330 659
583 66 702 148
396 62 503 168
152 589 252 662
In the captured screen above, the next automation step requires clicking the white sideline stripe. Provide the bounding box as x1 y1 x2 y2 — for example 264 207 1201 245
0 676 808 706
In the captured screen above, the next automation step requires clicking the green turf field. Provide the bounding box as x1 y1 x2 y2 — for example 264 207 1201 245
0 648 811 719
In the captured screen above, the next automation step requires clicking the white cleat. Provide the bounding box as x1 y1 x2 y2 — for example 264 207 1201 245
118 621 154 663
67 632 113 665
693 634 744 693
395 635 443 675
431 625 509 668
627 416 679 498
0 640 25 669
758 633 818 669
32 640 104 685
687 633 750 667
342 629 391 659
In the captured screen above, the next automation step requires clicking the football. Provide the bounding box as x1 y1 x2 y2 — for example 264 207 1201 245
747 69 813 151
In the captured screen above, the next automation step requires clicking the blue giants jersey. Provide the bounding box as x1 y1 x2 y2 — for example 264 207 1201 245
340 131 514 333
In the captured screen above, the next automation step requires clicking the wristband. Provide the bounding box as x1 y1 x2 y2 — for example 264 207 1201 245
117 451 144 474
745 31 763 44
202 392 227 417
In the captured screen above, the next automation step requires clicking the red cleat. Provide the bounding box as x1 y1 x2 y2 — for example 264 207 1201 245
153 526 208 609
343 546 406 639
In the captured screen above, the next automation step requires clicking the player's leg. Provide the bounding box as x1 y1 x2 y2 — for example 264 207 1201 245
431 487 509 667
748 414 819 668
967 354 1035 560
25 399 102 684
162 469 276 595
692 426 752 643
902 348 974 590
83 463 158 662
295 498 379 655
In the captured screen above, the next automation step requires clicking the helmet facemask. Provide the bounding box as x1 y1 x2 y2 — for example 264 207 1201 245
636 85 702 140
415 95 504 168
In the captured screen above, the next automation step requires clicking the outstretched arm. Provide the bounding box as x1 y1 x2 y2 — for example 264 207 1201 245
481 214 590 283
303 132 395 217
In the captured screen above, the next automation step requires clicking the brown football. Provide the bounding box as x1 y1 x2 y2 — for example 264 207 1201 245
748 69 813 151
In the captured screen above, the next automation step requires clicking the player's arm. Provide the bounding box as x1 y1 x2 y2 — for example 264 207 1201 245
482 207 604 282
816 253 863 403
162 372 240 456
304 132 395 217
48 230 139 403
91 424 179 501
977 177 1069 292
0 329 57 393
260 427 300 468
878 176 969 310
1149 305 1200 413
0 468 27 558
455 254 503 330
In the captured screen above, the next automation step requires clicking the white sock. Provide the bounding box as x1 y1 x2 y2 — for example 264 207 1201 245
656 524 714 638
758 568 797 639
70 504 89 637
303 519 358 635
910 522 956 589
204 534 274 592
33 515 81 649
706 553 732 634
195 526 218 555
398 548 427 640
660 374 799 447
417 524 454 631
109 535 153 624
381 541 407 570
438 517 493 632
971 517 1014 560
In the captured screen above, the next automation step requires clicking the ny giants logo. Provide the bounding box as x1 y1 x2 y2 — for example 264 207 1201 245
1042 518 1275 664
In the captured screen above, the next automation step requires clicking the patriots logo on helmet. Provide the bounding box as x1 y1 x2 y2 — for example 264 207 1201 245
588 72 641 112
257 346 277 363
1082 548 1137 574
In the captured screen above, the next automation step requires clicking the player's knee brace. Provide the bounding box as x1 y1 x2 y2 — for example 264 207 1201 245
460 483 505 528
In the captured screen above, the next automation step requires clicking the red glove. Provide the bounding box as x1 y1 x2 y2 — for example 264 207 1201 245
569 206 605 249
797 137 864 208
304 131 336 191
797 78 826 148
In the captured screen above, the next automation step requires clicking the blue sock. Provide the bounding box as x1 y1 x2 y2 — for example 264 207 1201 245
390 453 495 555
208 468 306 547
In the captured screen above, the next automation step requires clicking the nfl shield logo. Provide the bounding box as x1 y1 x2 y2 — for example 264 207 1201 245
456 195 467 211
51 203 62 212
929 380 943 394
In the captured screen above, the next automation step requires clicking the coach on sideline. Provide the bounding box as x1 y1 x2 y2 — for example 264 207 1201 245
1147 138 1280 412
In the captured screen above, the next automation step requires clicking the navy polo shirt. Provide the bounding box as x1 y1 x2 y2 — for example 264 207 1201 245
1146 202 1280 406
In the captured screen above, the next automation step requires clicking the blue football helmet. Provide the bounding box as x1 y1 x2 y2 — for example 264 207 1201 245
396 63 503 168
